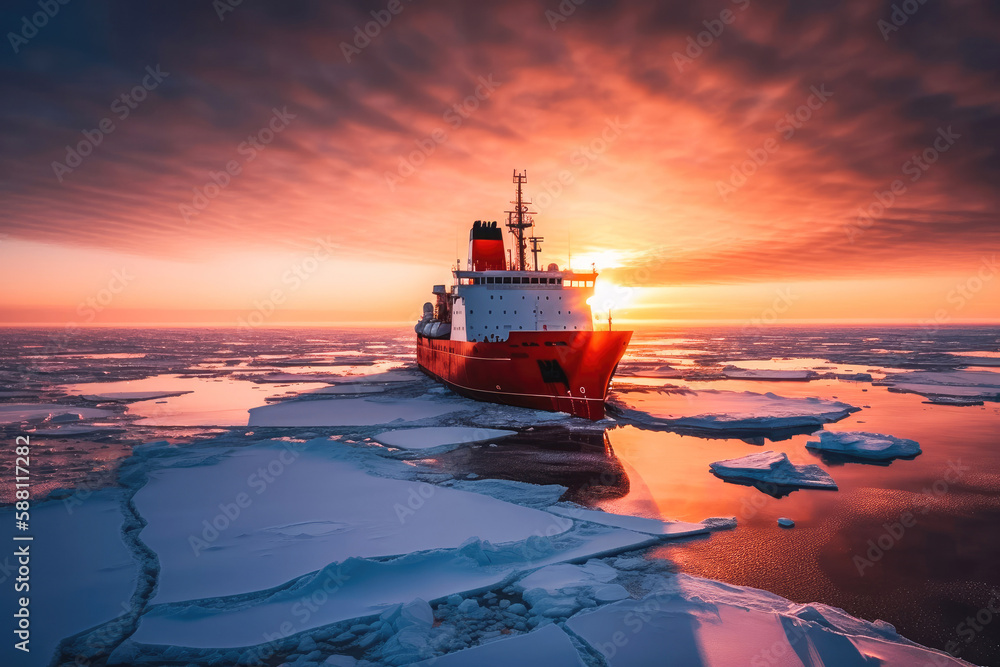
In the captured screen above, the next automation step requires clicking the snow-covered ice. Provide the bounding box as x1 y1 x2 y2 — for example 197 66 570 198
565 574 968 666
0 491 138 667
546 505 710 538
444 479 567 508
709 451 837 490
131 526 658 649
722 366 816 381
374 426 516 451
132 441 574 604
806 431 921 461
879 369 1000 401
409 624 586 667
610 389 858 432
247 397 463 426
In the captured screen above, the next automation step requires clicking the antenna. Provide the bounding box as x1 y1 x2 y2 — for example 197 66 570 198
528 235 544 271
504 170 536 271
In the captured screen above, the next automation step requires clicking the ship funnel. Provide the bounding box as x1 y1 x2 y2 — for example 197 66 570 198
469 220 505 271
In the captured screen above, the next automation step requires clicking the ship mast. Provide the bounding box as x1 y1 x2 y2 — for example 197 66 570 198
505 170 536 271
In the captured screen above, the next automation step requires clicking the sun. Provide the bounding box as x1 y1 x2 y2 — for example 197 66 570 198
587 278 636 316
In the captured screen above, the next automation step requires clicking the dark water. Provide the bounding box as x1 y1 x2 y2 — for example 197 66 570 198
2 325 999 664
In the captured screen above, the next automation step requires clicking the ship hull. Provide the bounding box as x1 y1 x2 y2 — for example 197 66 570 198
416 330 632 420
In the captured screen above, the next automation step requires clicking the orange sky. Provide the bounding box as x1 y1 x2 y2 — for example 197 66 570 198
1 1 998 326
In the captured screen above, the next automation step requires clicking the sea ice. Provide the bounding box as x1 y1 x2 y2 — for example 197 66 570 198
247 397 462 426
374 426 516 451
80 390 194 401
806 431 921 461
304 384 390 395
722 366 816 381
610 389 858 432
879 369 1000 401
0 403 114 424
546 505 710 538
565 574 968 666
709 451 837 490
0 491 138 667
445 479 568 508
409 624 586 667
517 560 619 593
131 527 657 649
132 441 574 604
29 424 125 436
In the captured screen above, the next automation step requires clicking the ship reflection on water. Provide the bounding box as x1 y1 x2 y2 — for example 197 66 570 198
428 425 630 503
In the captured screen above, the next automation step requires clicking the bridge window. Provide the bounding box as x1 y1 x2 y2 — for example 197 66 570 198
486 277 494 284
530 277 539 284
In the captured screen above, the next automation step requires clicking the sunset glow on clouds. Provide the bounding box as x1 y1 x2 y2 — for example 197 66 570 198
1 0 998 325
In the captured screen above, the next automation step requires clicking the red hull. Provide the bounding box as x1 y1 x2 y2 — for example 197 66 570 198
416 330 632 420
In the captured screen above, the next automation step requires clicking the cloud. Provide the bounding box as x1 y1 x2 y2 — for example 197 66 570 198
0 0 996 289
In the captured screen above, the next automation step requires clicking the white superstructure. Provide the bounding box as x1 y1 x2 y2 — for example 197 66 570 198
449 270 597 342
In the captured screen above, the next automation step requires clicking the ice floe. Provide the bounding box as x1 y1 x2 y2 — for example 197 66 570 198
0 403 114 424
131 526 658 649
410 623 586 667
80 390 194 402
0 490 139 667
132 441 575 604
709 451 837 491
247 397 463 426
564 574 968 666
722 366 817 381
806 431 921 461
879 369 1000 402
545 505 710 538
29 424 126 436
374 426 517 451
610 389 859 433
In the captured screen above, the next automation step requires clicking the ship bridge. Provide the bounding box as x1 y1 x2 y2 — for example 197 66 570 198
450 269 598 342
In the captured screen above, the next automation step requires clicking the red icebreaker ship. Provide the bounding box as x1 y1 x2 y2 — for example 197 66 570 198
415 171 632 420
